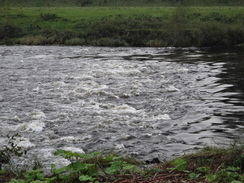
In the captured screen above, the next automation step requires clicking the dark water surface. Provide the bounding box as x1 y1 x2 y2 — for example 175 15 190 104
0 46 243 170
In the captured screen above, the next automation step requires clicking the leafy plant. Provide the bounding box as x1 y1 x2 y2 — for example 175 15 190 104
51 150 140 182
206 167 244 183
168 158 188 172
105 156 138 175
0 134 26 170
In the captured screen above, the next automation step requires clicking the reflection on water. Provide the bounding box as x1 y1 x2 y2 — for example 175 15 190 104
0 46 243 170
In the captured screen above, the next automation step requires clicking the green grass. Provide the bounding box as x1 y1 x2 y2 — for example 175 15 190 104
0 6 244 47
5 6 244 20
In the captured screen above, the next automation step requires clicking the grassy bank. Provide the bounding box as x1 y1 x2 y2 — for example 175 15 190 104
0 5 244 47
0 138 243 182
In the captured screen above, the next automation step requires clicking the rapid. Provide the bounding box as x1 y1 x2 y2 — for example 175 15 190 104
0 46 243 170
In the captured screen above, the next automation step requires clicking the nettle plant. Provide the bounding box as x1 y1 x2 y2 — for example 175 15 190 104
51 149 140 183
8 149 140 183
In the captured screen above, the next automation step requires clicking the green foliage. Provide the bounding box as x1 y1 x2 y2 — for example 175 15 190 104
0 6 244 47
0 134 26 170
1 145 243 183
7 179 26 183
168 158 187 172
78 175 97 183
45 150 139 182
54 149 101 162
206 167 244 183
105 157 138 175
0 23 23 39
166 146 244 182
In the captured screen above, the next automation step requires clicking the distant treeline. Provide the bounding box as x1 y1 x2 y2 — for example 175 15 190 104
2 0 244 6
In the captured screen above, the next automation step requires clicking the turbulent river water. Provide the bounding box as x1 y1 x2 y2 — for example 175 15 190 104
0 46 244 170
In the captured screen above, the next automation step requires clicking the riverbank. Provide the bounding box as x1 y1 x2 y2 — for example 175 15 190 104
1 141 243 182
0 6 244 47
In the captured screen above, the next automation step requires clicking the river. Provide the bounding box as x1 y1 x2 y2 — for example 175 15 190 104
0 46 243 170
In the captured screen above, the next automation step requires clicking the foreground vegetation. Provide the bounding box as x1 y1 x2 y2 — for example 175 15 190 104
0 134 243 183
0 4 244 47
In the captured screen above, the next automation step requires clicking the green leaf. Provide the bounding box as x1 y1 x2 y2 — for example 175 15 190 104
103 155 116 161
7 180 26 183
31 181 48 183
123 164 137 171
189 173 200 179
79 175 96 182
231 181 242 183
171 158 187 171
0 169 6 174
67 162 87 173
196 166 211 174
105 161 123 175
226 167 240 172
51 165 67 175
206 174 217 182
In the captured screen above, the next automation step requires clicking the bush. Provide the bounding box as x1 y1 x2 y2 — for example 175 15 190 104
146 39 167 47
65 38 86 45
18 35 48 45
0 24 23 39
197 22 228 47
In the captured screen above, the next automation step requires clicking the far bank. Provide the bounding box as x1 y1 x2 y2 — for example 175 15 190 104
0 6 244 47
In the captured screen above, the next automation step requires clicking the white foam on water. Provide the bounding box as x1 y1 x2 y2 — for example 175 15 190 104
10 115 21 122
176 68 189 73
152 114 171 120
60 147 85 154
0 138 6 148
165 85 180 92
111 104 138 114
14 137 35 149
115 144 125 150
116 68 141 75
75 80 108 92
35 148 70 174
31 110 46 120
16 121 46 133
29 54 55 59
52 81 66 86
57 136 80 143
36 148 57 160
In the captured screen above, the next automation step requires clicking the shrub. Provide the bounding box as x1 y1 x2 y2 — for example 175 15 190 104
197 22 228 47
146 39 167 47
0 24 23 39
65 38 86 45
18 35 48 45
